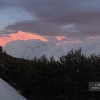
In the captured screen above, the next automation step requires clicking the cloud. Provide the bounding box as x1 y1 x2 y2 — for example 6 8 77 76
5 20 66 36
0 0 17 9
0 30 15 34
0 1 6 10
4 0 100 37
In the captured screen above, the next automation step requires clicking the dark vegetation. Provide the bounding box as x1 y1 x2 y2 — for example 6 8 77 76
0 46 100 100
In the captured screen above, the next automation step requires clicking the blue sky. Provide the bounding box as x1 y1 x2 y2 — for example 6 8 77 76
0 9 31 27
0 7 33 33
0 0 100 37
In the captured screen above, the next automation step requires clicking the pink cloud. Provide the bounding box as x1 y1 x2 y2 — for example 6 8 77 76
0 31 48 47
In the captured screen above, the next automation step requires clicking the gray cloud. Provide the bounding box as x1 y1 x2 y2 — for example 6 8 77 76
4 0 100 37
5 20 63 36
0 1 6 10
0 0 19 10
0 30 15 34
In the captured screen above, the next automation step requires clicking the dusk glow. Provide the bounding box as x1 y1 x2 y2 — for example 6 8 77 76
1 1 100 99
56 40 83 46
0 31 48 47
0 0 100 56
56 36 66 41
0 0 100 37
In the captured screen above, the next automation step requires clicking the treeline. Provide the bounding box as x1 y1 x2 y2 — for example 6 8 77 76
0 46 100 100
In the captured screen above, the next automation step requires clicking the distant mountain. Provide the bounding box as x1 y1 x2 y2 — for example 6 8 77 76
3 39 100 61
1 31 100 60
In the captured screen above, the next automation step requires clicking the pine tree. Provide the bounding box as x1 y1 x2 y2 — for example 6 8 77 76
0 46 3 52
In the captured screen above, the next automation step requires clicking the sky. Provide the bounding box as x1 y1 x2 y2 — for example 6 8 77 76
0 0 100 37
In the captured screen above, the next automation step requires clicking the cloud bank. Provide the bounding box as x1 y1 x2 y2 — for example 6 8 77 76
1 0 100 37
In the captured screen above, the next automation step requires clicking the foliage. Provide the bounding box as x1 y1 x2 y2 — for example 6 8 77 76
0 47 100 100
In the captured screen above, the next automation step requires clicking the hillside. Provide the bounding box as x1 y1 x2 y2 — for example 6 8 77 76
0 47 100 100
0 31 99 60
3 36 100 61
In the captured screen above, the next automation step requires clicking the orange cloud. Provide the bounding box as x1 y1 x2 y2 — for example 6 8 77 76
89 36 99 38
0 31 48 47
56 36 66 40
56 40 83 46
